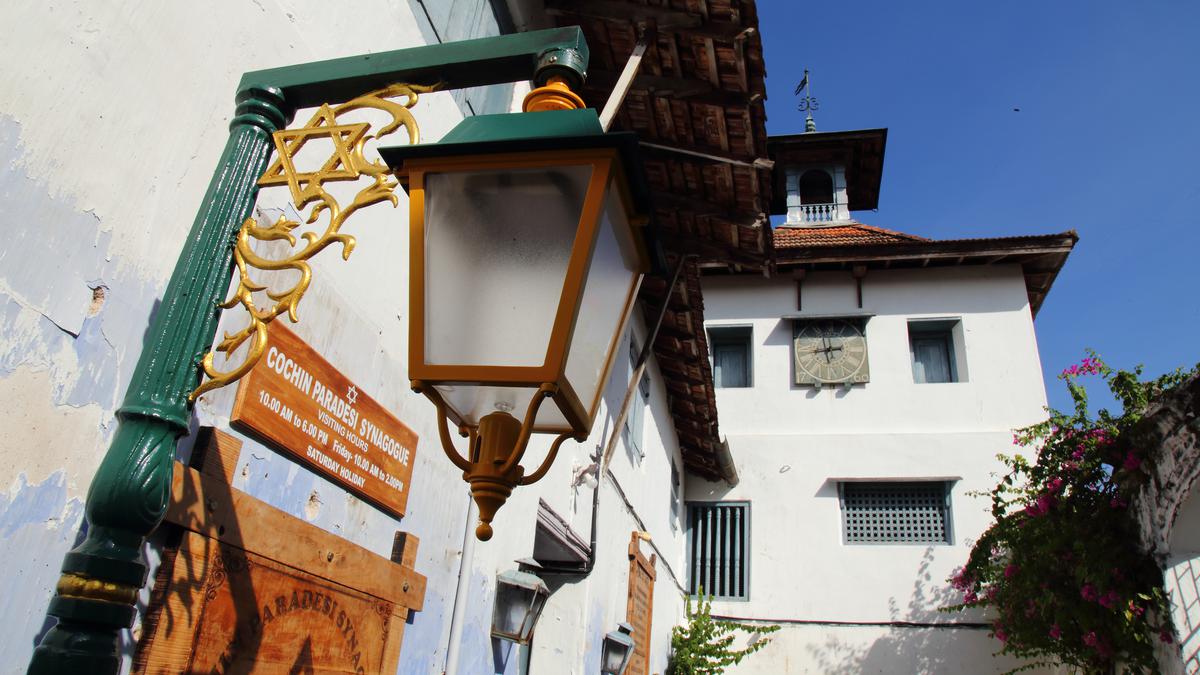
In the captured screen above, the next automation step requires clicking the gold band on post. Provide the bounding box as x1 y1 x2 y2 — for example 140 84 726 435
55 573 140 605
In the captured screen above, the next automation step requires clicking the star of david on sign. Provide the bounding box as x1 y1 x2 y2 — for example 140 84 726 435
259 104 370 208
346 385 359 405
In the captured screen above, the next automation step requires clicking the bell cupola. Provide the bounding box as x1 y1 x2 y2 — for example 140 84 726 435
768 128 887 226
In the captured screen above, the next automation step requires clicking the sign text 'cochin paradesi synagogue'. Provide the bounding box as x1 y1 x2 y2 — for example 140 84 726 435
232 324 417 518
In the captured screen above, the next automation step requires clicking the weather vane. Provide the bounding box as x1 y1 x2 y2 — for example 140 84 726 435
794 69 818 132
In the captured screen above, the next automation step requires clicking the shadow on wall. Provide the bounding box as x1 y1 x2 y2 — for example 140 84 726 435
803 547 998 674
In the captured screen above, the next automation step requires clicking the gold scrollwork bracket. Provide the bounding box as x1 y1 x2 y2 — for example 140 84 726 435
190 82 437 401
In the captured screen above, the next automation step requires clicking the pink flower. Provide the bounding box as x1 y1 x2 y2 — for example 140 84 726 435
994 627 1008 643
1128 601 1145 617
1004 564 1019 579
1049 624 1062 639
1080 584 1098 602
964 590 978 603
951 569 973 590
1071 448 1085 460
1099 591 1119 609
1122 451 1142 472
1083 631 1099 647
1161 629 1175 644
1046 477 1064 493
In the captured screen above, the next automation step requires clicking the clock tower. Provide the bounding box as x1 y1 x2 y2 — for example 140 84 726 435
767 128 887 226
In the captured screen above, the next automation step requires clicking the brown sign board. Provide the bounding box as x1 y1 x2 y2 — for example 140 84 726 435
626 532 657 675
136 430 426 675
135 531 403 675
232 324 417 518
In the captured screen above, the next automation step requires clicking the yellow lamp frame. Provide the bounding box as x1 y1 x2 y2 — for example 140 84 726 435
400 147 650 539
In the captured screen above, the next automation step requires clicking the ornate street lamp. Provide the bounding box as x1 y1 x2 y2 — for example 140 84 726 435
381 106 654 541
29 28 611 674
601 622 636 675
490 569 550 644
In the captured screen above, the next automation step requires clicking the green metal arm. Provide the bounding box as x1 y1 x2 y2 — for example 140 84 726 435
29 27 589 675
240 26 589 108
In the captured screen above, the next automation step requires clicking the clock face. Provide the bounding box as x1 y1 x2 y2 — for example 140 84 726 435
793 319 870 385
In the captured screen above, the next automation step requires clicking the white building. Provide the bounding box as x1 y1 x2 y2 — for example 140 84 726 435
688 128 1077 672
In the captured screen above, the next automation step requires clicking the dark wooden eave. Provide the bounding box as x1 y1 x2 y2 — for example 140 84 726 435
769 230 1079 317
543 0 773 480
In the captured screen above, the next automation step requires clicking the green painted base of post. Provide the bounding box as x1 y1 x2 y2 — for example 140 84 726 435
27 86 293 675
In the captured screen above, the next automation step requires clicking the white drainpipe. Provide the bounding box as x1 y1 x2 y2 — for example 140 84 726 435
443 494 478 675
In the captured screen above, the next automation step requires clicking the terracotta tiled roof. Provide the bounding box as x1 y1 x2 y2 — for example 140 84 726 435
763 222 1078 317
773 222 929 249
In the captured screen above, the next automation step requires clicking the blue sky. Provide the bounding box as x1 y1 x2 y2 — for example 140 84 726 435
757 0 1200 413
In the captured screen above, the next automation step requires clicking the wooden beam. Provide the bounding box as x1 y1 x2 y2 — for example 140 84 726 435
164 462 427 610
600 35 649 131
640 139 772 169
703 38 720 87
546 0 701 29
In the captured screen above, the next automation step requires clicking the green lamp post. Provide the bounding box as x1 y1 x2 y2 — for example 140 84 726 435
28 27 593 675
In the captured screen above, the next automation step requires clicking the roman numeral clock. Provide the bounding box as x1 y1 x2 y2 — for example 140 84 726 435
793 318 870 387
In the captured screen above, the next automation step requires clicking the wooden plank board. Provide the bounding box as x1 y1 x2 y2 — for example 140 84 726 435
625 532 657 675
190 427 244 484
231 323 418 519
134 530 404 675
165 462 425 610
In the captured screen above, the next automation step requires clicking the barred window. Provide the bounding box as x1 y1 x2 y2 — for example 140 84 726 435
840 482 952 545
687 502 749 599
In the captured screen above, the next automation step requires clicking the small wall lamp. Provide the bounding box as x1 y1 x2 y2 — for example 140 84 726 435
490 569 550 645
601 622 636 675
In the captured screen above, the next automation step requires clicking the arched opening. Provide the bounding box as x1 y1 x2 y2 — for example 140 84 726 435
1166 487 1200 670
798 169 834 205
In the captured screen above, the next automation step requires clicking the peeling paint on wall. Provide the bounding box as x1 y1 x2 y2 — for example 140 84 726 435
0 472 85 668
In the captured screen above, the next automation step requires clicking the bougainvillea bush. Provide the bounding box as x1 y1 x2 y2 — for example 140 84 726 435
944 354 1198 674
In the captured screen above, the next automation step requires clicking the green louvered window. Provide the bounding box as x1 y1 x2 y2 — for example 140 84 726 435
687 502 749 599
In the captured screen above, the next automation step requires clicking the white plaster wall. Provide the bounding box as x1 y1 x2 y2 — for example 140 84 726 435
702 266 1048 436
0 2 687 673
719 622 1066 674
690 265 1054 673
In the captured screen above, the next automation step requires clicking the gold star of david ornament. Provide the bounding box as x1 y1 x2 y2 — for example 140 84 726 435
259 104 370 208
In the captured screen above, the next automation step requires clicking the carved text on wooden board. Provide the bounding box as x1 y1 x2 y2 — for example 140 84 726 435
135 531 404 674
232 324 417 518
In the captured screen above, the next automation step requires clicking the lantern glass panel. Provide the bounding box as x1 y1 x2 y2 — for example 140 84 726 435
601 647 629 674
492 581 536 641
562 188 642 429
423 165 592 369
521 587 549 640
434 384 570 430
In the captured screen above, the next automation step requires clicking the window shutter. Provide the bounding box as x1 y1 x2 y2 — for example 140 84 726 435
687 502 749 598
840 482 951 544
